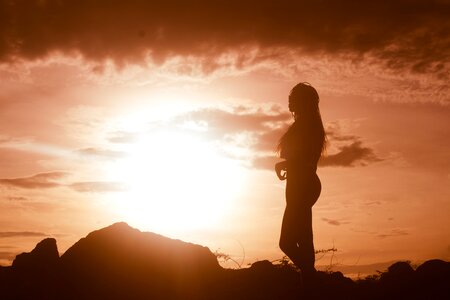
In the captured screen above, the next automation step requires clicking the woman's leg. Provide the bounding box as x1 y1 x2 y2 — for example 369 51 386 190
297 205 315 273
279 203 303 268
279 204 315 269
299 174 321 274
280 174 320 275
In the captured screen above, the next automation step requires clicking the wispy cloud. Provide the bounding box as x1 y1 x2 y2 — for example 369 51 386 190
75 147 127 160
107 131 139 144
175 106 382 170
4 196 28 201
0 231 48 238
177 105 290 136
0 172 68 189
376 229 409 239
0 251 17 261
0 172 126 193
322 218 350 226
69 181 128 193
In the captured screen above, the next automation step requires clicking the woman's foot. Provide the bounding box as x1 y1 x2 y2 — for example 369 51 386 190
301 267 317 287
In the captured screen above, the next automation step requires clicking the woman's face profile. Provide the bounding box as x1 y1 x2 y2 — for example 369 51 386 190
288 94 300 113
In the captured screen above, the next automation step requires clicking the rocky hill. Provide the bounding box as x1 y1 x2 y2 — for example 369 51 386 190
1 222 449 299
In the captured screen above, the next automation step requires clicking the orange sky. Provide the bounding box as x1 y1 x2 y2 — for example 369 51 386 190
0 0 449 270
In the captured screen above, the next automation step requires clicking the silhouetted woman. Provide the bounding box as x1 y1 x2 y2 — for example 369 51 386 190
275 82 326 283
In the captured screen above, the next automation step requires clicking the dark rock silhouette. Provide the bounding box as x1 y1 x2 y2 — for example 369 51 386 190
377 261 415 299
59 222 221 299
3 238 60 299
12 238 59 270
414 259 450 299
219 260 303 299
1 222 449 300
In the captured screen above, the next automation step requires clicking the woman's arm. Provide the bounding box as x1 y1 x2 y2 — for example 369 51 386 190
275 160 288 180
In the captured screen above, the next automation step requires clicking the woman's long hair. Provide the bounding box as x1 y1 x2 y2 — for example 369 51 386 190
277 83 326 159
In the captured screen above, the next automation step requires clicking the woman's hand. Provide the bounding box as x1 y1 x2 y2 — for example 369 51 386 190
275 160 287 180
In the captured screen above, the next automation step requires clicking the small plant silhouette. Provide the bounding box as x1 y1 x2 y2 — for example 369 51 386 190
214 250 241 268
315 246 338 272
269 247 338 272
215 246 338 271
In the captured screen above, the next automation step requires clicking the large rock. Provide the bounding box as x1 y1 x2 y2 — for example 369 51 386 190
218 260 302 299
5 238 60 300
380 261 415 285
414 259 450 299
59 222 222 300
12 238 59 270
378 261 415 299
415 259 450 280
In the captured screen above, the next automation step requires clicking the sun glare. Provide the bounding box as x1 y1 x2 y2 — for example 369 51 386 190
107 129 245 234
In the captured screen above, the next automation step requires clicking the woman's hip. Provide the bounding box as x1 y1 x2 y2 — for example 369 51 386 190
286 173 321 206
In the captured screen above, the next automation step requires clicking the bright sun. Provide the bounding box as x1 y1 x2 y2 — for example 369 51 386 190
107 128 245 234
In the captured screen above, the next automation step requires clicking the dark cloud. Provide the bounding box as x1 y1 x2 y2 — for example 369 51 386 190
319 121 384 167
0 0 448 76
0 231 48 238
319 141 383 167
69 181 128 193
322 218 341 226
254 140 383 170
0 171 68 189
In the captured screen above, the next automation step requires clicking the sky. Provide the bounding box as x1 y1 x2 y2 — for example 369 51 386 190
0 0 449 272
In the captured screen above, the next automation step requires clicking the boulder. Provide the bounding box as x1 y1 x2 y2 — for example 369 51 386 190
59 222 221 300
12 238 59 270
414 259 450 299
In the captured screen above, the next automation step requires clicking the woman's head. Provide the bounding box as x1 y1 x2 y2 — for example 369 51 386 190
278 82 326 159
288 82 319 118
